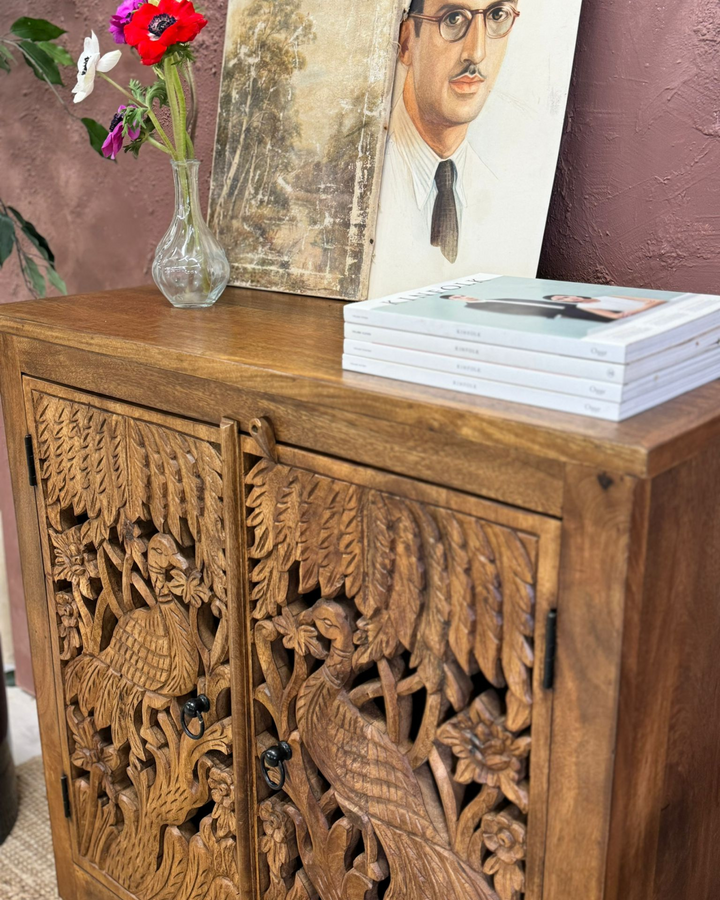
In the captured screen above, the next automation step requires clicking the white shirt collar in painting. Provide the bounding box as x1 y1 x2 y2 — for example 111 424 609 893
389 96 469 212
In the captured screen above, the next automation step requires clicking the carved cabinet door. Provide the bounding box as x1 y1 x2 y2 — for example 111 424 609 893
241 428 562 900
24 379 242 900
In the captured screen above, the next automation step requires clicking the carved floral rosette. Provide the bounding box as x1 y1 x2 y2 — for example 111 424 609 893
31 390 239 900
245 439 540 900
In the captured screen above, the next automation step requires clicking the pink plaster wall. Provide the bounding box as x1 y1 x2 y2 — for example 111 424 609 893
0 0 228 302
538 0 720 292
1 0 720 687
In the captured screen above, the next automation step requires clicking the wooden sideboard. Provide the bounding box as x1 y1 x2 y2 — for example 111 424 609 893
1 285 719 900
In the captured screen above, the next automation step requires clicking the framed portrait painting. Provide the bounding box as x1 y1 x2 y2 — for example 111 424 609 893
209 0 584 300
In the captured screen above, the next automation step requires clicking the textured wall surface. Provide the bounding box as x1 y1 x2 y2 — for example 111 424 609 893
1 0 718 301
539 0 720 292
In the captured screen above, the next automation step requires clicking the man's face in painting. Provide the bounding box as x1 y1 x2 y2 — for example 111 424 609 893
400 0 516 131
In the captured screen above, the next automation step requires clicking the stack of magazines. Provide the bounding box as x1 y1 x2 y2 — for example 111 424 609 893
343 273 720 421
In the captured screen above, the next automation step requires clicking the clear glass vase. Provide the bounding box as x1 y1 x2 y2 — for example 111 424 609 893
153 159 230 309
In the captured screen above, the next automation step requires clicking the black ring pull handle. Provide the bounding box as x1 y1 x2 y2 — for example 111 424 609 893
261 741 292 791
182 694 210 740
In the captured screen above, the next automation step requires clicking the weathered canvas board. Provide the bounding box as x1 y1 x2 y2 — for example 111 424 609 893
209 0 406 300
367 0 584 298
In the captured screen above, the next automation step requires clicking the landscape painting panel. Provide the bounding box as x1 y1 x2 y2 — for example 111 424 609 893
209 0 406 299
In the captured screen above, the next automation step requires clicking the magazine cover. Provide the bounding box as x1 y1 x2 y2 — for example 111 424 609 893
345 273 720 361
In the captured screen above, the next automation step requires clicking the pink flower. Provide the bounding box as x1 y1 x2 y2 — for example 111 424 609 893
109 0 144 44
102 105 141 160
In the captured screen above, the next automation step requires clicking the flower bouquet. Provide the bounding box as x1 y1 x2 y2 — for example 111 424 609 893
74 0 229 308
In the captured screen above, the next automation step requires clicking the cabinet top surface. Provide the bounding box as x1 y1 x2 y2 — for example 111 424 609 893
2 284 720 477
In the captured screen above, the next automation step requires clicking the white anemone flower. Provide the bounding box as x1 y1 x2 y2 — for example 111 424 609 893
72 32 122 104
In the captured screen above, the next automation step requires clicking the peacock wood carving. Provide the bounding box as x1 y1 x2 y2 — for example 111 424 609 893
245 433 546 900
29 388 239 900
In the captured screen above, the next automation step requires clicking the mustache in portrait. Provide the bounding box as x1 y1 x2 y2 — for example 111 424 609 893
450 63 487 82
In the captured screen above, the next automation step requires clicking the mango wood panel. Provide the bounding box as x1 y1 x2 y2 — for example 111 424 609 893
12 337 565 516
240 429 561 900
542 467 646 900
22 378 241 900
605 439 720 900
5 287 720 478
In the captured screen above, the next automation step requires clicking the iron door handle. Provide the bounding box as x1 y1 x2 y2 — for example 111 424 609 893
261 741 292 791
182 694 210 739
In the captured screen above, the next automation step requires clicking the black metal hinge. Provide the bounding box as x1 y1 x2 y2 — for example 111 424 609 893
61 774 71 818
543 609 558 690
24 434 37 487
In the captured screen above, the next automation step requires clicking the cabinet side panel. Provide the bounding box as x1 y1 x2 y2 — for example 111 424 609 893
543 466 646 900
608 442 720 900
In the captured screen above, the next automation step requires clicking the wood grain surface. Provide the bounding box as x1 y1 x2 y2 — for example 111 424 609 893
2 286 720 479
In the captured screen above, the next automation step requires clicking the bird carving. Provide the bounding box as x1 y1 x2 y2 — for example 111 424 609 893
66 533 200 752
295 599 499 900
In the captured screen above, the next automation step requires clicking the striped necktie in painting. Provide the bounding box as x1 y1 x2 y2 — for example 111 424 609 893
431 159 459 263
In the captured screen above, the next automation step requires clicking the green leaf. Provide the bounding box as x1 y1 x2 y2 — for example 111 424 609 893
46 265 67 295
0 214 15 266
8 207 55 264
23 255 46 298
19 40 63 85
129 78 145 102
0 45 14 73
10 17 66 41
81 118 110 158
145 79 168 108
36 41 73 67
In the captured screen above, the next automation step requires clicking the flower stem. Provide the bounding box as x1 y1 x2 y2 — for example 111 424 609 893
183 62 198 142
98 72 136 101
147 136 172 155
163 58 184 161
172 64 190 159
99 72 176 157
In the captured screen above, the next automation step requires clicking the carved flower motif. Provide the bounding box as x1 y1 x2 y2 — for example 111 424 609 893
273 607 327 659
51 525 99 599
436 689 531 812
56 591 82 660
168 566 212 607
258 797 296 875
208 764 235 838
482 807 526 900
67 709 123 801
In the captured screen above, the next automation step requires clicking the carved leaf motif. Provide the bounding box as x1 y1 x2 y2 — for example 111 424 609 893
126 416 151 522
251 556 290 620
438 510 475 676
356 490 394 618
318 481 348 598
486 525 536 732
276 468 311 573
195 439 226 602
386 496 424 651
456 519 502 689
339 485 363 598
247 457 280 558
296 474 328 594
409 504 450 694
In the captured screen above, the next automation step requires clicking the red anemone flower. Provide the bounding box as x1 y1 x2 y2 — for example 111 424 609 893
124 0 207 66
